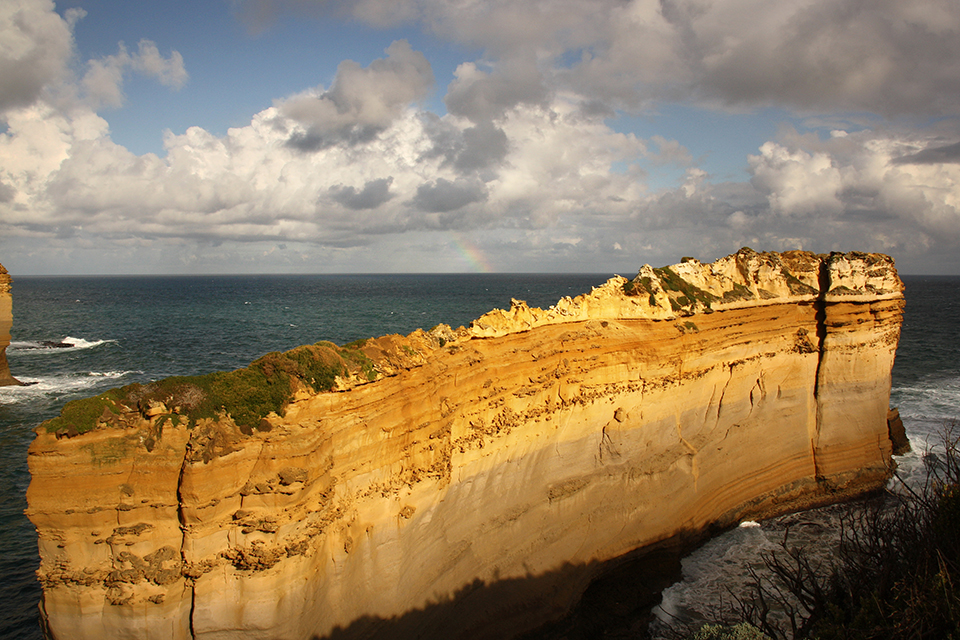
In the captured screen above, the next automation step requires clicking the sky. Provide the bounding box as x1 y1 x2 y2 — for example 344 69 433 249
1 0 959 275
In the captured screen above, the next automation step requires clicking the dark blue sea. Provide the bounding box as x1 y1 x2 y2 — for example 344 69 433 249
0 274 958 640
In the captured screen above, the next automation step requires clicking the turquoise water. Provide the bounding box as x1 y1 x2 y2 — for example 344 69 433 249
0 274 957 640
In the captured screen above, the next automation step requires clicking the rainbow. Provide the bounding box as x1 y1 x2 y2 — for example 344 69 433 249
451 233 494 273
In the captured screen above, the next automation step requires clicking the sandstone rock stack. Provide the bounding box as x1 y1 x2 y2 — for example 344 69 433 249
26 249 905 640
0 262 20 386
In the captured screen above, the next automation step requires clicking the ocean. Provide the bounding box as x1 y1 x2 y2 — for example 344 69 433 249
1 274 958 640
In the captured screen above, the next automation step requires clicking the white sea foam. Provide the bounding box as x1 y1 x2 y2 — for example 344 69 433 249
891 374 960 424
88 370 138 378
8 336 116 352
0 371 137 405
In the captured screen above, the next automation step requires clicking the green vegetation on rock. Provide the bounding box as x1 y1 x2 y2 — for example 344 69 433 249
653 266 719 310
42 340 377 436
722 282 755 303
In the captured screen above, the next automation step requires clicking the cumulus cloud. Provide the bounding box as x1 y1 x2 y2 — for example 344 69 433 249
749 142 844 217
1 1 187 118
0 83 654 254
445 58 549 123
280 40 433 150
649 135 693 166
561 125 960 273
746 129 960 241
82 39 188 109
0 0 76 113
454 123 510 173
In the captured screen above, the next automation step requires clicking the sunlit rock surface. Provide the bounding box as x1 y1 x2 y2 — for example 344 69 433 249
0 262 20 386
27 249 904 640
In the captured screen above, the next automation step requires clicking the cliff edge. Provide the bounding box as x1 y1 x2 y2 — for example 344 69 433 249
0 262 21 386
26 249 905 640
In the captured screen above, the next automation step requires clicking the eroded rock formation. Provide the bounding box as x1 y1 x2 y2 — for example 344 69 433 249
0 262 21 386
27 249 905 640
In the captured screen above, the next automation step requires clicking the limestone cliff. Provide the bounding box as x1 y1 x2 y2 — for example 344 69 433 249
0 262 21 386
27 249 905 640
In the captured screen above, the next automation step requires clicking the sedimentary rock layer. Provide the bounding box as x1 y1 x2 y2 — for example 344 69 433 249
27 249 904 640
0 262 20 386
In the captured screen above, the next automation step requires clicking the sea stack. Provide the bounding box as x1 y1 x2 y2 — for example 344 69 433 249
27 249 905 640
0 262 21 386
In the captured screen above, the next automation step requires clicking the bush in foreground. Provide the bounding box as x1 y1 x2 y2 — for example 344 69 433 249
710 424 960 640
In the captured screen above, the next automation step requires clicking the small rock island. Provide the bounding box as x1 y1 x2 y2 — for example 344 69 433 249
27 249 905 639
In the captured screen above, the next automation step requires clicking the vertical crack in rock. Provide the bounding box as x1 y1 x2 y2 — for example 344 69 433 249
812 259 831 481
175 451 197 640
714 364 735 430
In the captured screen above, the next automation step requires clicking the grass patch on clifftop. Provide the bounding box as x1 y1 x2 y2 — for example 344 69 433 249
41 341 371 435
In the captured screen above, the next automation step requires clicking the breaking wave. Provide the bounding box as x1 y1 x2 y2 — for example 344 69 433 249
0 370 139 406
8 336 116 352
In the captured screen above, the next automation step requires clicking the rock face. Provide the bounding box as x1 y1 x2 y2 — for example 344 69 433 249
27 249 905 640
0 262 21 386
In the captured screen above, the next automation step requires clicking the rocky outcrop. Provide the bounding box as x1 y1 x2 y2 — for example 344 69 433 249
26 249 905 640
0 262 21 386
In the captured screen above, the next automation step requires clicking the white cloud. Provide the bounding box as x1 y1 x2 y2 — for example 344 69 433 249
81 39 187 109
749 142 844 216
748 130 960 241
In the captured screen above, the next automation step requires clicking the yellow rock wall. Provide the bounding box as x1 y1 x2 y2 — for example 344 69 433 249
0 262 20 386
26 249 904 640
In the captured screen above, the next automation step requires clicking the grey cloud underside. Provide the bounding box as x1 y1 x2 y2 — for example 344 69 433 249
423 119 510 175
0 181 15 203
0 58 54 112
234 0 960 118
892 141 960 165
444 60 549 123
0 3 74 112
455 124 509 173
286 124 383 151
329 178 395 210
410 178 487 213
279 40 433 151
669 0 960 115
